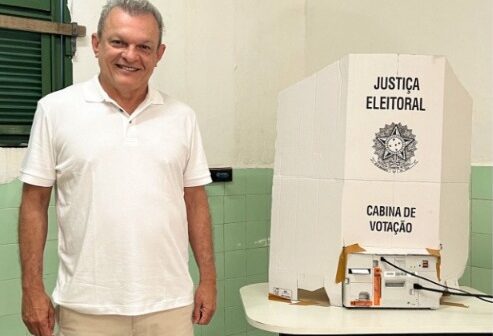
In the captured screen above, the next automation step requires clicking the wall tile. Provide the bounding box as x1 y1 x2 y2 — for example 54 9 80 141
43 240 59 275
467 230 472 267
208 196 224 225
43 273 57 294
0 208 18 245
216 279 225 311
225 277 247 308
206 183 225 197
213 224 224 253
47 206 58 240
247 328 277 336
471 166 493 200
224 196 246 223
189 257 200 284
471 199 493 234
247 248 269 276
225 250 246 278
471 233 493 269
0 314 26 336
49 188 56 206
0 180 22 209
458 266 471 287
225 222 246 251
0 244 20 280
215 252 225 280
471 267 493 294
246 195 271 222
247 273 268 284
225 170 247 196
193 324 202 336
202 309 225 336
0 279 21 316
246 221 269 249
245 169 273 195
225 306 247 335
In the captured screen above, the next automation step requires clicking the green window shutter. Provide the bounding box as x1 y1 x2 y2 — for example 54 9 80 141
0 0 52 20
0 28 47 146
0 0 50 11
0 0 72 147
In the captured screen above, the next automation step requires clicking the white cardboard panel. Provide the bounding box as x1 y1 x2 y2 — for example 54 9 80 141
439 182 470 283
313 61 346 179
344 54 447 182
441 62 473 183
319 179 345 303
276 75 316 177
294 178 320 289
291 177 346 292
269 175 301 300
269 176 345 298
341 180 441 249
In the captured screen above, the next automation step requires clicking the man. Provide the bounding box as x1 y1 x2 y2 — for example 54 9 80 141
18 1 216 335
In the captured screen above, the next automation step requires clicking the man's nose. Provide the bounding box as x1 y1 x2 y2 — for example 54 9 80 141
122 46 138 61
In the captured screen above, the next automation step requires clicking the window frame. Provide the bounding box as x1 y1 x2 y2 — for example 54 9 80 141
0 0 73 147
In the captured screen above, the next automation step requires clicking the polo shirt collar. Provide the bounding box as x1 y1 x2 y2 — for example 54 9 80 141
83 75 165 107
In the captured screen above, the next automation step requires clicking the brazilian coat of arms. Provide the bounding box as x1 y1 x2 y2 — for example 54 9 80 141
371 122 418 173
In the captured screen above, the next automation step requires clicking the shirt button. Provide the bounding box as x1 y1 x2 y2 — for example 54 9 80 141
129 120 133 124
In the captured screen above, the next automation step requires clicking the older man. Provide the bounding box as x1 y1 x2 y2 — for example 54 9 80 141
18 1 216 335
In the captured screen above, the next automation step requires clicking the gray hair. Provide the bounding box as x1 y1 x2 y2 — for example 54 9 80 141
97 0 164 44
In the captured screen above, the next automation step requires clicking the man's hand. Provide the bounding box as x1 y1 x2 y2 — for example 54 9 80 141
192 280 217 325
22 289 55 336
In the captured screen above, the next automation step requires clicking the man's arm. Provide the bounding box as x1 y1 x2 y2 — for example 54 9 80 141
18 183 55 336
184 186 216 325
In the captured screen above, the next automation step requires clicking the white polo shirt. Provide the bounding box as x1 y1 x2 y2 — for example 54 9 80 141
20 76 212 315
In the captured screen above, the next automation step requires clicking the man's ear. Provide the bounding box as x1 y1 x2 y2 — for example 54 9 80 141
156 43 166 62
91 33 101 58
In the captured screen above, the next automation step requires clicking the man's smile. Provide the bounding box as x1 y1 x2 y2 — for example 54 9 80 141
116 64 140 72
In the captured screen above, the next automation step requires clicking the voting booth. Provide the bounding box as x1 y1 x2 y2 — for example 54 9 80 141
268 54 472 307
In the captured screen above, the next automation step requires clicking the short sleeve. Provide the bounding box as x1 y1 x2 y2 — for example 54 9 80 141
19 102 56 187
183 117 212 187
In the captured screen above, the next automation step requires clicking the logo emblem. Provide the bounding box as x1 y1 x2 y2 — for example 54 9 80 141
371 123 418 173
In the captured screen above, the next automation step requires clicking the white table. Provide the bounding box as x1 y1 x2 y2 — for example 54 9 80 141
240 283 493 335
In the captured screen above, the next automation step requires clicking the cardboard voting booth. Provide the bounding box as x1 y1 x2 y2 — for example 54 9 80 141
268 54 472 307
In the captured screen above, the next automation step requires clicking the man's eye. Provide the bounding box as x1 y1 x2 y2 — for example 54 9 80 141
111 40 123 46
139 45 151 51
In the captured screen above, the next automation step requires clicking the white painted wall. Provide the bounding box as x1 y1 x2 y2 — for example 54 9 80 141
70 1 492 166
70 0 306 167
305 0 493 164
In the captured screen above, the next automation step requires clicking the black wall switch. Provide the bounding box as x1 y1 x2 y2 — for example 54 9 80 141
210 167 233 182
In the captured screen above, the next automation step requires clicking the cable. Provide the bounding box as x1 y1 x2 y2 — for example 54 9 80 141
380 256 493 304
414 284 493 300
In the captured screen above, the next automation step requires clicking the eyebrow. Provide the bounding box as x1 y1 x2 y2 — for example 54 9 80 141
107 34 155 45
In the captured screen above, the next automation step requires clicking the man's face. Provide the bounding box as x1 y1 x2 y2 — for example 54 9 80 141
92 7 165 96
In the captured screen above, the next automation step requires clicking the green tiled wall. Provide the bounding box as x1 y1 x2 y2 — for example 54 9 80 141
196 169 275 336
459 166 493 293
0 180 57 336
1 167 492 335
